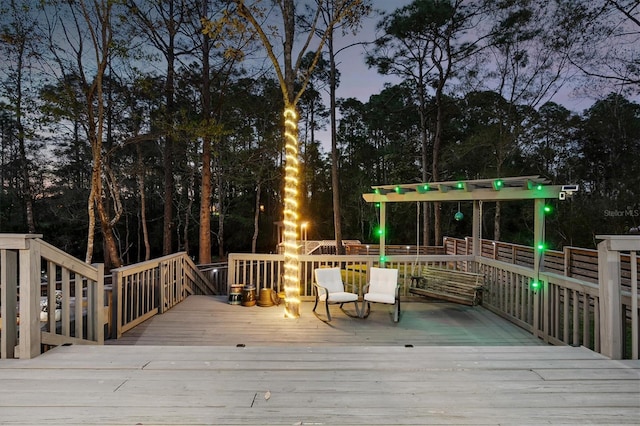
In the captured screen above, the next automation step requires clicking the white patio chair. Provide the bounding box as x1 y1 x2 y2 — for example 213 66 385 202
313 267 360 322
361 267 400 322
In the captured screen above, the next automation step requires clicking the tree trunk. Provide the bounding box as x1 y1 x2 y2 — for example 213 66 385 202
328 30 344 255
216 150 225 259
17 124 36 234
252 182 261 253
200 138 212 262
162 9 176 256
85 184 96 264
136 144 150 261
419 94 430 246
433 100 443 246
199 0 212 264
494 201 501 241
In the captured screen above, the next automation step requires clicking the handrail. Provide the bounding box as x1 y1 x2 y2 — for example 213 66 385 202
111 252 215 338
0 234 104 359
227 252 474 299
226 246 637 359
444 237 639 290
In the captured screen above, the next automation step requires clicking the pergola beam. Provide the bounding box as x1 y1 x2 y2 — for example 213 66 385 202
364 176 576 270
363 185 564 203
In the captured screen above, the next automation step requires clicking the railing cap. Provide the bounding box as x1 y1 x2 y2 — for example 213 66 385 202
0 234 43 250
596 235 640 251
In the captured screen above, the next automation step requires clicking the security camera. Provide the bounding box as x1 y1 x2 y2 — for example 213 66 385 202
559 192 566 200
561 184 579 193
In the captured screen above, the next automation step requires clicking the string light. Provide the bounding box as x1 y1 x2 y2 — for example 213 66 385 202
531 279 541 291
283 107 300 318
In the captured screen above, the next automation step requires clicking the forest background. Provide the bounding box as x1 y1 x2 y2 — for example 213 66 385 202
0 0 638 269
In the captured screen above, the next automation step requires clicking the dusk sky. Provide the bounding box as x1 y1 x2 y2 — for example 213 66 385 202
319 0 605 150
332 0 412 104
332 0 595 111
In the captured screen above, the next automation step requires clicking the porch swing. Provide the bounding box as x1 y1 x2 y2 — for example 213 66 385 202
409 200 486 306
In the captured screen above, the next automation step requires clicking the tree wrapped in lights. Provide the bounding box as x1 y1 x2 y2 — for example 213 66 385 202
234 0 369 318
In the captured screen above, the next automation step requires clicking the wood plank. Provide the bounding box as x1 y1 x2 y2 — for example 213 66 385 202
107 296 544 347
1 296 638 424
0 344 637 425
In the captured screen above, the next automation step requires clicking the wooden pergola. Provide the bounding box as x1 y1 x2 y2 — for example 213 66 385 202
362 175 577 278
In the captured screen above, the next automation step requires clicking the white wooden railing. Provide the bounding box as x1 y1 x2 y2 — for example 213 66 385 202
0 234 104 359
111 252 216 338
476 257 602 351
227 252 473 298
228 238 639 360
4 233 635 360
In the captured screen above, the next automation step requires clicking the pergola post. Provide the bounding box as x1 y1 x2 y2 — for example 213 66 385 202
533 198 547 340
379 201 386 264
471 200 482 272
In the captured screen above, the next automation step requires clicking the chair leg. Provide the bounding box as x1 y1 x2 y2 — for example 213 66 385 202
360 301 370 318
312 295 319 313
393 299 400 323
339 301 360 318
325 300 332 322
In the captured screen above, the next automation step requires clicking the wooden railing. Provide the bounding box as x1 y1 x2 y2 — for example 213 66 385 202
111 252 216 338
228 237 639 360
476 257 601 351
197 262 229 295
0 234 104 359
227 252 473 299
443 237 640 291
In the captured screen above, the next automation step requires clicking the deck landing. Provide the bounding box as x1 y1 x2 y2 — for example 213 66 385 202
0 344 638 424
0 296 638 424
108 295 547 347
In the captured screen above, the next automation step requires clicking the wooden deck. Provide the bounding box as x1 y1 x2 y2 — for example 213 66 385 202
108 295 548 347
0 296 638 425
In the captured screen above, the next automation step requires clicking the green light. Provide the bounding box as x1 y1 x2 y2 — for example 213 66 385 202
379 255 387 264
417 184 430 194
531 280 541 290
375 227 384 238
395 186 404 194
536 184 543 190
543 205 553 214
456 182 464 189
537 243 546 252
493 179 504 190
375 202 380 208
374 188 380 194
454 211 464 221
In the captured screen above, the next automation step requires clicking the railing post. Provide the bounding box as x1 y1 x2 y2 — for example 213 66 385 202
564 247 571 277
631 250 638 360
159 260 167 314
19 238 41 359
1 249 18 359
228 254 237 293
597 239 623 359
112 268 122 339
92 263 105 344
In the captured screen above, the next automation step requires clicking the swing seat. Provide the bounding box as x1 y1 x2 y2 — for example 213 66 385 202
409 267 485 306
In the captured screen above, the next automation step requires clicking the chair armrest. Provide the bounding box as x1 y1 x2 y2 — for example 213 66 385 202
313 282 329 297
362 283 370 294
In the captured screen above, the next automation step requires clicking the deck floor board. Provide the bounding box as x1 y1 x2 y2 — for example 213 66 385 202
0 296 638 425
